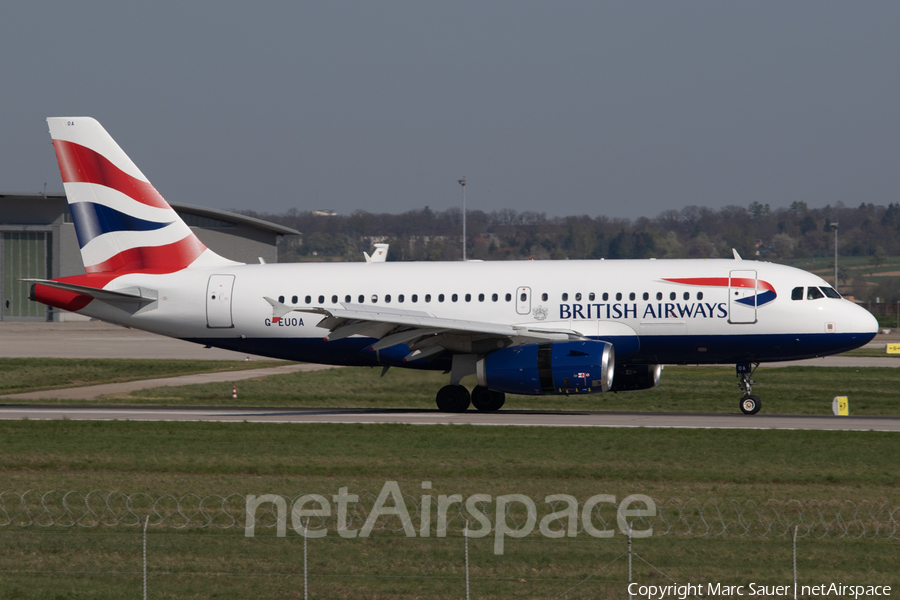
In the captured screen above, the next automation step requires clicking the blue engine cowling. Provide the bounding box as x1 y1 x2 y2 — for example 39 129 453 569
476 340 615 395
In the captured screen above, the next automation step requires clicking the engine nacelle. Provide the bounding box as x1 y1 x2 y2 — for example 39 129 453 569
476 340 615 396
610 364 662 392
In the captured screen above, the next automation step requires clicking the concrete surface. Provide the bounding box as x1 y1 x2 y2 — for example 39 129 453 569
0 406 896 432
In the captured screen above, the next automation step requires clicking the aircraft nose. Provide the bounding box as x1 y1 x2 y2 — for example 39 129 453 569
851 302 879 339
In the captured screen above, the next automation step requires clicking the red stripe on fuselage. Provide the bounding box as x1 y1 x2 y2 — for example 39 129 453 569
662 277 775 292
85 234 207 274
52 140 170 209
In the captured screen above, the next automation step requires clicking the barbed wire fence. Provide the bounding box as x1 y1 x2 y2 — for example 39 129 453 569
2 491 898 539
1 492 898 598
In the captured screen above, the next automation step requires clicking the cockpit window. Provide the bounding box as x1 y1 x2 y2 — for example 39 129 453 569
791 287 803 301
820 286 841 299
807 287 824 300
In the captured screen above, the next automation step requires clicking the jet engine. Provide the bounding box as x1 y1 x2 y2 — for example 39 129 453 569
609 364 662 392
476 340 614 395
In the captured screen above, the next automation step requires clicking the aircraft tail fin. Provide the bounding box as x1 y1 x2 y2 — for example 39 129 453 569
46 117 238 274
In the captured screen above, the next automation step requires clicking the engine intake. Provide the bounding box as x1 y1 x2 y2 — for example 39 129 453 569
476 340 614 395
610 364 662 392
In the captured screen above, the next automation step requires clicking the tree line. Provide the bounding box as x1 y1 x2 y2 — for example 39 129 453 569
239 200 898 264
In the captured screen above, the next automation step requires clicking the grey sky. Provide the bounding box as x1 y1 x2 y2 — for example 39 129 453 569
2 2 898 220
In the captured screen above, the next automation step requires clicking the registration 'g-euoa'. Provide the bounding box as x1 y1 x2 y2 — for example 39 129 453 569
29 118 879 414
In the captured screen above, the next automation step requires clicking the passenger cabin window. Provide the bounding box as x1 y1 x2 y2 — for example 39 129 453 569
478 293 485 302
575 293 582 301
385 295 391 303
305 295 312 304
616 292 622 301
425 294 432 302
791 287 804 301
371 294 378 303
358 295 364 303
452 294 458 302
412 294 418 303
589 292 595 301
629 292 635 301
318 295 325 304
492 293 498 302
821 286 841 299
332 295 338 304
807 287 824 300
697 292 704 300
670 292 676 301
292 295 298 304
683 292 690 301
438 294 444 302
562 293 569 301
278 296 285 303
505 293 512 302
602 293 609 301
520 292 527 302
345 295 351 303
656 292 663 300
465 293 471 302
398 294 405 303
541 293 548 301
643 292 649 300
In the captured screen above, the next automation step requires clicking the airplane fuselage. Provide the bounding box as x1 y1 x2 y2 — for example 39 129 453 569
64 258 876 369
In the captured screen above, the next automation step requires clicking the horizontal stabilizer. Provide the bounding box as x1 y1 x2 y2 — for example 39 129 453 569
24 279 156 304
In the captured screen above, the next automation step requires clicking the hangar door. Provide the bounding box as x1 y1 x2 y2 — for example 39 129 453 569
206 275 235 328
1 232 49 321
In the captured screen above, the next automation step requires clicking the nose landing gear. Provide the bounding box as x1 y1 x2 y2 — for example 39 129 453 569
737 362 761 415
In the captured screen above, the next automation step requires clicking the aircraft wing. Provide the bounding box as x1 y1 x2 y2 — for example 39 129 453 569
264 297 582 362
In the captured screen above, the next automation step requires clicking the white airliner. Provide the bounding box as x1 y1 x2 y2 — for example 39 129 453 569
29 117 878 415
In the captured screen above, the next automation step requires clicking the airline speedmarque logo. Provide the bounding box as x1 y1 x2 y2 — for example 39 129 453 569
558 277 777 321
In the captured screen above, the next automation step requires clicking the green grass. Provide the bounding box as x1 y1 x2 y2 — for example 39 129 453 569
1 420 897 501
0 358 280 395
0 421 898 598
83 364 900 416
1 532 896 599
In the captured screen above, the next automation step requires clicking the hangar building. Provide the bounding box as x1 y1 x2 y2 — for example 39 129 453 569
1 193 299 321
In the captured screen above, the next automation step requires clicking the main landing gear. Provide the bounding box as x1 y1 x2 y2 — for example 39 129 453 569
736 362 761 415
435 385 506 413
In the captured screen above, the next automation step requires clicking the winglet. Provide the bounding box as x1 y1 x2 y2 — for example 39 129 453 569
732 248 742 260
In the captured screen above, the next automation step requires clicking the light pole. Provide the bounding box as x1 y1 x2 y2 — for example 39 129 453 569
458 176 466 261
831 222 839 293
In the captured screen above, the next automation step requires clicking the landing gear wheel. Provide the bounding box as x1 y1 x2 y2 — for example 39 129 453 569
471 386 506 412
436 385 471 413
740 394 761 415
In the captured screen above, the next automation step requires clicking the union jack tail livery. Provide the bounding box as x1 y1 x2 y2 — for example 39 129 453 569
47 117 235 274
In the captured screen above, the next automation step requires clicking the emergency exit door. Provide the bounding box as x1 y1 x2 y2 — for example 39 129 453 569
206 275 235 328
516 286 532 315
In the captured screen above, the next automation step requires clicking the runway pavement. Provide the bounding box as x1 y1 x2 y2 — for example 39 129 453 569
0 405 897 431
0 321 266 360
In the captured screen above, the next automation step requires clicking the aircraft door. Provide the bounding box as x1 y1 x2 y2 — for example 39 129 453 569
728 270 758 324
516 286 532 315
206 275 235 328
